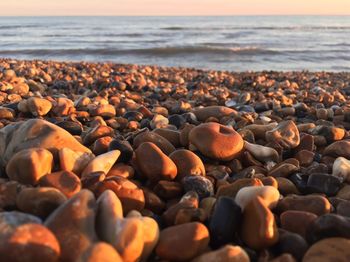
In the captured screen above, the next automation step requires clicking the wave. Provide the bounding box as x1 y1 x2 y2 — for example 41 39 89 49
0 46 279 57
161 26 350 31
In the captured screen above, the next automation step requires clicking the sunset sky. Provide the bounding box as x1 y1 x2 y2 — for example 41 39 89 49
0 0 349 16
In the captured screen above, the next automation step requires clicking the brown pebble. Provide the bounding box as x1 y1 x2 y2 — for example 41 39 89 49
156 222 210 261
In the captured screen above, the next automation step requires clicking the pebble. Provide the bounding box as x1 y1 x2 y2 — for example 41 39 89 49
0 223 60 262
27 97 52 116
58 148 94 176
277 194 331 216
307 214 350 243
6 148 53 185
182 175 214 199
266 120 300 149
280 210 318 238
95 176 145 214
208 197 242 248
241 196 279 250
135 142 177 182
39 170 81 198
193 106 237 121
306 173 341 196
2 60 350 261
216 178 263 198
133 131 176 155
302 238 350 262
77 242 122 262
16 187 67 218
127 210 159 261
156 222 210 261
323 140 350 158
244 141 280 163
81 150 120 177
108 139 134 163
192 245 250 262
235 185 280 210
332 157 350 182
189 122 243 161
0 119 91 166
45 190 98 262
276 229 309 261
169 149 206 180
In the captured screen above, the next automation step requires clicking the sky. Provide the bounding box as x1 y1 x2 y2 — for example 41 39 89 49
0 0 350 16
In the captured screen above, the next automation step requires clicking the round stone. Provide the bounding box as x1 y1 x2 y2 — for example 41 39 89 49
235 185 280 210
169 149 206 180
189 122 244 161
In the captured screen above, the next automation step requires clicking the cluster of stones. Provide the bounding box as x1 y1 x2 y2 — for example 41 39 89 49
0 59 350 261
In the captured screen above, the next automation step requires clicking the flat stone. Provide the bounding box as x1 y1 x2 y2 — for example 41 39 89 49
81 150 121 178
156 222 209 261
193 106 237 121
0 211 42 236
277 195 331 216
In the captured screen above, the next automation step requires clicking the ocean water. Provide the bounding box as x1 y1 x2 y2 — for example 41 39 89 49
0 16 349 71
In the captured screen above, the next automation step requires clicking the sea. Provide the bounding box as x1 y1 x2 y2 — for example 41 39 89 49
0 16 349 71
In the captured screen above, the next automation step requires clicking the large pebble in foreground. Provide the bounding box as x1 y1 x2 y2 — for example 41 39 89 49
302 238 350 262
0 223 60 262
189 123 243 161
0 119 91 166
156 222 209 261
45 190 97 262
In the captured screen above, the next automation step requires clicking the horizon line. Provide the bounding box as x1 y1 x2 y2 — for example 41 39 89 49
1 14 350 17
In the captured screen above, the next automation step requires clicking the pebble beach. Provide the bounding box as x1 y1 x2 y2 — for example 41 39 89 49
1 58 350 261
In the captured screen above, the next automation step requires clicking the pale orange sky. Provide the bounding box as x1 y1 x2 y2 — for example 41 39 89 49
0 0 350 16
